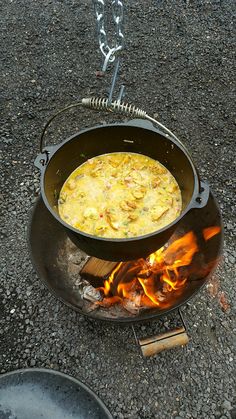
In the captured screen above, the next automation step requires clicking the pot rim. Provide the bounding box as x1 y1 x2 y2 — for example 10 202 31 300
40 120 201 244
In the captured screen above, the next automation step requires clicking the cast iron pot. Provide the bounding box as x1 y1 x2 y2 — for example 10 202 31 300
35 101 209 261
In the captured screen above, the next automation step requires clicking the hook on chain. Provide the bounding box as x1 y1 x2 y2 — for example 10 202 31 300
107 57 125 104
93 0 125 103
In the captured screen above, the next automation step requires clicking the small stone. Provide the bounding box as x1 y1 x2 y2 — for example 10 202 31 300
95 70 105 78
222 400 232 411
228 255 235 264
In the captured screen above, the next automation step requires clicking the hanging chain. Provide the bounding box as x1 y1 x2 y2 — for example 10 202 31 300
93 0 124 72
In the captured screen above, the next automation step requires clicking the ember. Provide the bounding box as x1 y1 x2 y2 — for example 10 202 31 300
94 227 221 312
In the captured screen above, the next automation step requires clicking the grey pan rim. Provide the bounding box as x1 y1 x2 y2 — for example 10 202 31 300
0 368 113 419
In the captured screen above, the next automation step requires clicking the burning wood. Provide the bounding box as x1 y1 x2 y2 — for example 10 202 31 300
79 226 221 314
80 257 117 280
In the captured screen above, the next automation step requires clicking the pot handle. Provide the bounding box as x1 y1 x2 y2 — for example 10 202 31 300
132 309 189 357
38 97 189 166
192 180 210 209
38 103 83 166
138 327 189 357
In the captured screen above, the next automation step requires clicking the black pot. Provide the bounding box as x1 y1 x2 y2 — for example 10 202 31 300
35 118 209 261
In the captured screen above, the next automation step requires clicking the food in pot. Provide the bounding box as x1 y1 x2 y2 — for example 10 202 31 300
58 152 182 238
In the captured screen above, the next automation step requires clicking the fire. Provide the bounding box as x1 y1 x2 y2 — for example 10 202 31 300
203 226 221 241
97 227 221 311
103 262 122 296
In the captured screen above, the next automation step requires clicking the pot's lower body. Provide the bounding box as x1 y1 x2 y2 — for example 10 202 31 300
66 224 178 261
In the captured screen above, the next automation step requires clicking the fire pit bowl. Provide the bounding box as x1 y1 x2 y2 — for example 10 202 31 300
29 192 222 323
35 114 209 261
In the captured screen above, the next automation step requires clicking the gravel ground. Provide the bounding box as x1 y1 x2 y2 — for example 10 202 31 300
1 1 235 418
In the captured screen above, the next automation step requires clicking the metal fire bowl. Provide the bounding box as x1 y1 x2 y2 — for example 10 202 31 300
28 193 223 323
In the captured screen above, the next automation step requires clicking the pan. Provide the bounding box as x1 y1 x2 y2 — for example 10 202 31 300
0 368 112 419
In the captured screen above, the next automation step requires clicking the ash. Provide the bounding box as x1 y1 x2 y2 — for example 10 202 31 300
56 238 99 309
56 237 144 316
57 237 89 287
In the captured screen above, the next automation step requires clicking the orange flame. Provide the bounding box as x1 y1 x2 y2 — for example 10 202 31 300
138 277 160 306
203 226 221 241
95 226 220 310
97 227 221 311
103 262 123 296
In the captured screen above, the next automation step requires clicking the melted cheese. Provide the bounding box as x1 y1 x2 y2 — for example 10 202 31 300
58 153 182 238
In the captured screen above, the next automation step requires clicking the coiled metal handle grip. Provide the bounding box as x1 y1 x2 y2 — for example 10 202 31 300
81 97 147 118
39 96 185 155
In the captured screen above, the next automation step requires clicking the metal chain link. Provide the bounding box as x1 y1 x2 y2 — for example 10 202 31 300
93 0 124 71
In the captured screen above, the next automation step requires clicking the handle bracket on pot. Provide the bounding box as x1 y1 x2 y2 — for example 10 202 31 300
132 309 189 357
34 146 55 170
192 181 210 209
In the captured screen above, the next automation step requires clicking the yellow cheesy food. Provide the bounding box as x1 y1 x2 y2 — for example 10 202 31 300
58 153 182 238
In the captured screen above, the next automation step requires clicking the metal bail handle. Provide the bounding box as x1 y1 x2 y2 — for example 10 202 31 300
39 96 189 161
39 103 82 155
